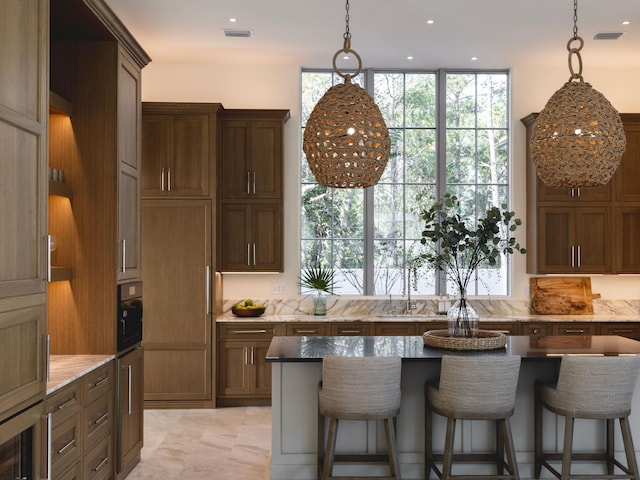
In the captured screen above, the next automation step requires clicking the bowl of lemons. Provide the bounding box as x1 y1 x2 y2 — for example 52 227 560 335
231 299 266 317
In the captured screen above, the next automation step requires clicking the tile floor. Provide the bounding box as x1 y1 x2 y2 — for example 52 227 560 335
126 407 272 480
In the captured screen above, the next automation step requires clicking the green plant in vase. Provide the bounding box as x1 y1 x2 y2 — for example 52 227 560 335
298 266 338 315
413 194 526 337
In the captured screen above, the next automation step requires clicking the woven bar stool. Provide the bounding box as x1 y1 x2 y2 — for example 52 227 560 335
425 355 522 480
534 355 640 480
318 355 402 480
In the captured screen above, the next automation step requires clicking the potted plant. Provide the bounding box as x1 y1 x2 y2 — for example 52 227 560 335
413 194 526 338
298 266 338 315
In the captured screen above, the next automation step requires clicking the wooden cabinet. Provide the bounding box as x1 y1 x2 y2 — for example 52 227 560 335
0 0 48 423
141 103 220 197
217 323 283 406
523 113 640 274
219 203 283 272
286 323 328 336
218 109 289 273
599 323 640 340
117 48 143 282
142 199 213 406
537 206 611 273
329 322 372 336
550 323 597 336
117 347 144 480
374 322 417 335
46 362 115 480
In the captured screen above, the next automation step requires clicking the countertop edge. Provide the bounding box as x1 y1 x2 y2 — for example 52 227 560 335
47 354 115 395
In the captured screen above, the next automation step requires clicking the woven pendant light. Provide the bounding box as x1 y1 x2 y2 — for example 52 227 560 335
530 0 626 188
302 0 390 188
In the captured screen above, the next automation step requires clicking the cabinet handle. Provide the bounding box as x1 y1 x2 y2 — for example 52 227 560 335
121 239 126 273
126 364 132 415
565 329 585 334
577 245 581 268
295 329 317 334
205 266 211 314
232 329 268 334
46 235 52 282
167 167 172 192
570 245 575 268
93 456 109 472
94 412 109 425
253 243 256 266
161 167 165 191
57 397 76 411
57 438 76 455
247 171 251 194
247 244 251 266
613 329 634 334
45 412 52 480
244 346 248 366
340 330 361 334
253 171 256 194
251 346 255 365
532 328 540 334
93 376 109 388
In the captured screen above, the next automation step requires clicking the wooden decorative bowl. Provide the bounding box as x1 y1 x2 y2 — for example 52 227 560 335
231 306 266 317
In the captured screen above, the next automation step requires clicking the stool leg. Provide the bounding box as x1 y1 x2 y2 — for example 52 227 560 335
323 417 339 480
496 420 505 475
561 416 574 480
534 384 543 479
502 418 520 480
606 418 615 475
442 417 456 480
620 416 639 480
318 410 324 480
384 417 402 480
425 389 433 480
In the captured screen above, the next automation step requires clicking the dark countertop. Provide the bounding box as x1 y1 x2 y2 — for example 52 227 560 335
265 335 640 362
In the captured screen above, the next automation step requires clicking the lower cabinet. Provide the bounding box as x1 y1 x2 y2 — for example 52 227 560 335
117 346 144 480
46 362 114 480
216 323 283 406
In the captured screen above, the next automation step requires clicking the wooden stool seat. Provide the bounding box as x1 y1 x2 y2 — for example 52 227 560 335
318 356 402 480
535 355 640 480
425 355 522 480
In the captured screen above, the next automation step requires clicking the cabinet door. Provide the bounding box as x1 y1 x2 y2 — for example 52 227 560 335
537 178 611 202
220 119 251 199
374 322 416 335
0 0 48 299
217 341 251 396
219 204 251 271
614 116 640 202
615 207 640 273
117 48 142 281
141 200 212 402
574 207 611 273
537 207 573 273
253 341 272 397
169 114 209 196
141 115 168 196
252 203 283 271
251 120 283 199
117 346 144 478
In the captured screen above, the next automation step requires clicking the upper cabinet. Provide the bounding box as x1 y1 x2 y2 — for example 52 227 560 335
142 103 221 198
523 113 640 274
219 110 290 200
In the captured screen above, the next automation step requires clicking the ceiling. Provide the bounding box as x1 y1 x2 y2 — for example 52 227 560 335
104 0 640 70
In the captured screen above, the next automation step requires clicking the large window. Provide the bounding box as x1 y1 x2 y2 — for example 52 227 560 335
301 70 510 297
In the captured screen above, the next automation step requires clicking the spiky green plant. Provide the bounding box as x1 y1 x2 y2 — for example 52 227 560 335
298 266 337 294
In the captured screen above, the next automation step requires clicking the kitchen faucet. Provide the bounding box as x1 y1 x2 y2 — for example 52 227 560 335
405 267 417 314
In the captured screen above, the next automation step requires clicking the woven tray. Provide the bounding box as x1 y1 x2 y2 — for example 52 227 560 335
422 329 506 351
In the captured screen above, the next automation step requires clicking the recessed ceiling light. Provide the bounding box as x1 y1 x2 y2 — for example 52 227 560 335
427 19 434 24
229 18 237 22
407 56 414 60
622 20 631 25
471 57 478 61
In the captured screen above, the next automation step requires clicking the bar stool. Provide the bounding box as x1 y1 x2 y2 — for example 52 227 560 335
425 355 522 480
318 355 402 480
534 355 640 480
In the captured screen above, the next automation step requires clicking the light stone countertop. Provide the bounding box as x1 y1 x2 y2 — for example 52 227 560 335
48 354 115 395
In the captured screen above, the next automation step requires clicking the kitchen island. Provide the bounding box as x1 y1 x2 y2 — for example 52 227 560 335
266 335 640 480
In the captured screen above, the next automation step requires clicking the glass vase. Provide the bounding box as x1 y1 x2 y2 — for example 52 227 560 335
447 293 478 338
313 293 327 316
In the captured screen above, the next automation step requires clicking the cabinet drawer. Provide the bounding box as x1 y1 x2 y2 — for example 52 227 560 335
417 321 447 334
286 323 327 336
83 363 113 405
48 382 82 427
51 414 83 477
218 323 282 339
83 435 113 480
329 323 372 336
551 323 597 336
374 322 416 336
599 323 640 340
84 393 113 450
480 322 521 335
58 461 83 480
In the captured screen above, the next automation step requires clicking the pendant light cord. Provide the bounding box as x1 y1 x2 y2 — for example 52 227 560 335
573 0 579 40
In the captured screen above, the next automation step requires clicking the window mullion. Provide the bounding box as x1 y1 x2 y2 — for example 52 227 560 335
435 69 448 295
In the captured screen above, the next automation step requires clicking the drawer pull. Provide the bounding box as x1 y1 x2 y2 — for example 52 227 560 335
232 329 268 334
295 329 317 334
57 398 76 410
57 438 76 455
613 329 634 334
339 330 361 334
564 329 585 334
94 412 109 425
532 328 540 334
94 456 109 472
92 376 109 388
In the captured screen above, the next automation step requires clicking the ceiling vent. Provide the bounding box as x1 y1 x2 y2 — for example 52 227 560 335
224 29 252 38
593 32 624 40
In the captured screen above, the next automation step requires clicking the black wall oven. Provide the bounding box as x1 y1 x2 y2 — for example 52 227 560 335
117 281 142 353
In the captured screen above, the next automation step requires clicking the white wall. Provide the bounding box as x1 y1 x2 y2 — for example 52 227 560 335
142 62 640 301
